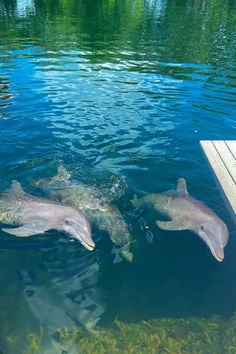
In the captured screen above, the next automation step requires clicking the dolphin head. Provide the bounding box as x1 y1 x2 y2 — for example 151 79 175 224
61 209 95 251
194 218 229 262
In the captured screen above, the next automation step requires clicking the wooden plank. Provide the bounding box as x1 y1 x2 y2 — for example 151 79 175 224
225 141 236 160
212 141 236 185
200 140 236 215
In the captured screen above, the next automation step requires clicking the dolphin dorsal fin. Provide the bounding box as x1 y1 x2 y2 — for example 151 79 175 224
56 165 71 182
176 178 188 195
8 180 25 197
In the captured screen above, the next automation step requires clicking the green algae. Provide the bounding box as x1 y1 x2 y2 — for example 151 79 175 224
6 335 17 348
3 313 236 353
23 327 44 354
222 312 236 354
55 314 233 354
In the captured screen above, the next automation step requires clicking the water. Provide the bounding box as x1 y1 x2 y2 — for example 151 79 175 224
0 0 236 352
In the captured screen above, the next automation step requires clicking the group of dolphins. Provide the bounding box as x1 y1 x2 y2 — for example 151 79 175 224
0 166 229 262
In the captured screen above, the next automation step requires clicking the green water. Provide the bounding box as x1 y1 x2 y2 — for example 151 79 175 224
0 0 236 352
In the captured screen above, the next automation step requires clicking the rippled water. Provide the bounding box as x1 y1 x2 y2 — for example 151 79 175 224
0 0 236 352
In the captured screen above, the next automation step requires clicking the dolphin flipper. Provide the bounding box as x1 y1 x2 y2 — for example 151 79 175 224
156 220 188 231
2 223 49 237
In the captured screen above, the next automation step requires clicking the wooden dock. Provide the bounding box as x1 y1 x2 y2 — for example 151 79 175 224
200 140 236 215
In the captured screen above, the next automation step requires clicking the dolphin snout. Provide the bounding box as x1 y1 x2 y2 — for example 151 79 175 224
195 219 229 262
73 224 95 251
214 223 229 262
64 220 95 251
213 246 224 262
203 232 226 262
84 237 95 251
200 235 225 262
214 226 229 262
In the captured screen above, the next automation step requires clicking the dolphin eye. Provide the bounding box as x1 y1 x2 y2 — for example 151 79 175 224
65 219 70 225
200 225 205 230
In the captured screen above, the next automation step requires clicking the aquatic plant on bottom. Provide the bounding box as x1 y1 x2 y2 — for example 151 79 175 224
56 315 227 354
23 327 44 354
8 312 236 353
222 312 236 354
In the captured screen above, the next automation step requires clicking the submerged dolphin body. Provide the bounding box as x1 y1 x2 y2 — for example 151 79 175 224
133 178 228 261
0 180 94 251
35 166 133 262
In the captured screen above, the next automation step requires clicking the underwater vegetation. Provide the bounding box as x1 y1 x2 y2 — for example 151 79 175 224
4 312 236 354
56 314 236 354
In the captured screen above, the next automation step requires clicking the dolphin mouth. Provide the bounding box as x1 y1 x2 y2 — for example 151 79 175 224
216 255 223 262
68 224 95 251
207 239 224 262
74 231 95 251
80 237 95 251
214 250 224 262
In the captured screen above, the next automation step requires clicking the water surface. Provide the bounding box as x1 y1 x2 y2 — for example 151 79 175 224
0 0 236 352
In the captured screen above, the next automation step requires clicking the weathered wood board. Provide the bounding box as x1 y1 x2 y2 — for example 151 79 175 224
200 140 236 215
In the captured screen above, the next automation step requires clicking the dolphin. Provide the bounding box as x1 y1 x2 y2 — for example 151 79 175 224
132 178 229 262
0 180 95 251
35 166 133 262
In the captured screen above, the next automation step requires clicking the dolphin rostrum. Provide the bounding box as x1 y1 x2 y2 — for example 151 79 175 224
132 178 229 261
0 180 95 251
35 166 133 262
